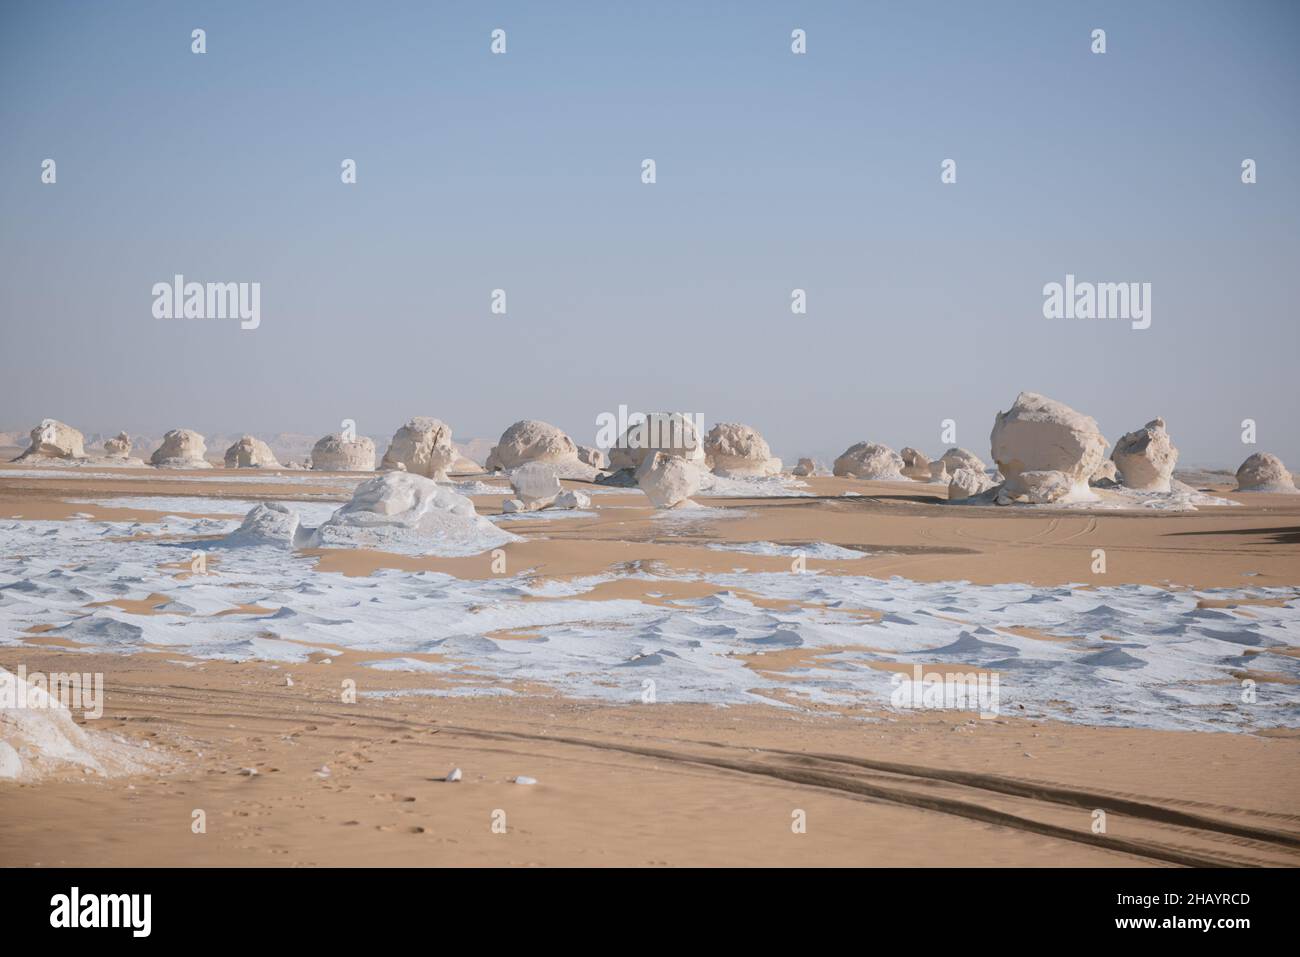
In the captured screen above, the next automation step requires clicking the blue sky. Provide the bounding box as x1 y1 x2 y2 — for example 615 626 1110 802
2 0 1297 466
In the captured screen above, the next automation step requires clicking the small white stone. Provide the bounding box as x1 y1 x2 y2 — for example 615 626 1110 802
445 767 462 782
513 775 538 785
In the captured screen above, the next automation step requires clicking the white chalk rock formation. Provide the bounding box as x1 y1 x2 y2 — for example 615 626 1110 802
1235 453 1299 493
576 445 608 470
0 666 156 781
704 423 782 477
14 419 84 461
224 435 280 469
150 429 212 469
929 461 949 484
900 448 932 481
939 448 986 475
226 502 301 546
1003 470 1074 505
606 413 707 472
381 417 456 480
948 467 995 501
555 489 591 509
1111 418 1178 493
509 462 563 510
486 420 599 479
792 458 818 477
102 432 132 458
307 472 515 555
311 433 376 471
637 451 702 508
990 392 1107 503
1090 460 1119 486
832 442 906 480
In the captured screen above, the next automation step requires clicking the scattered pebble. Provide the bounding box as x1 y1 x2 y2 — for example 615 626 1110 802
239 767 259 777
513 776 538 786
314 765 331 778
285 676 294 687
445 768 462 782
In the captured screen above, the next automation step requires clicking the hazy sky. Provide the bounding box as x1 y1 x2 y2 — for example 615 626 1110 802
2 0 1297 467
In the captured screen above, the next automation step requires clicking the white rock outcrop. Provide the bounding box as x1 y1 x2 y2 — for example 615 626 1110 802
1090 460 1119 486
990 392 1107 503
703 423 782 477
381 417 456 480
606 413 707 472
509 462 563 510
311 433 376 471
14 419 84 461
150 429 212 469
929 461 949 484
948 467 995 501
102 432 132 458
832 442 906 480
576 445 608 470
1235 453 1298 493
554 489 591 509
224 435 280 469
792 458 818 477
1111 418 1178 493
900 448 931 481
306 472 515 555
226 502 301 546
636 451 702 508
939 448 987 475
486 420 600 479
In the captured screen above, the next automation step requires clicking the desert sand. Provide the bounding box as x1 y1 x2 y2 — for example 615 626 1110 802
1 455 1298 867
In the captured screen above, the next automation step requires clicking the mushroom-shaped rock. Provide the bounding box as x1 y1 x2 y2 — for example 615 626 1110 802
306 472 515 555
150 429 212 469
381 417 455 480
102 432 132 458
990 392 1107 503
900 448 931 481
792 458 818 477
1235 453 1299 493
636 451 702 508
224 435 280 469
1000 469 1074 505
606 413 706 472
486 420 599 479
1111 418 1178 493
508 462 563 510
703 423 782 477
311 433 375 472
832 442 905 480
14 419 84 461
226 502 301 546
948 468 995 501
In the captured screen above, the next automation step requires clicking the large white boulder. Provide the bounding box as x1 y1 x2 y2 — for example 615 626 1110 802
948 467 995 501
636 451 702 508
792 457 819 477
226 502 301 546
102 432 132 458
224 435 280 469
1235 452 1298 493
606 412 707 472
509 462 563 510
1111 417 1178 492
486 420 600 479
150 429 212 469
381 417 455 480
14 419 84 461
311 433 375 471
306 472 516 555
832 442 905 480
703 422 782 477
990 392 1107 503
